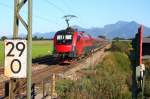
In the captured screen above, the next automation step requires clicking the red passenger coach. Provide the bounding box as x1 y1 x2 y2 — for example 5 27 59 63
53 27 95 59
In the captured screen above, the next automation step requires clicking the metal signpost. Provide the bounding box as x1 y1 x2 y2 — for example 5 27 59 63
131 26 145 99
4 0 32 99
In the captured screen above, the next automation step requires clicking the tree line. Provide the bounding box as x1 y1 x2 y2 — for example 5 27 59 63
0 36 52 41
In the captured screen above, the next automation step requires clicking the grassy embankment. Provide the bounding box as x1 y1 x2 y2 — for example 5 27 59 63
56 41 132 98
0 40 53 67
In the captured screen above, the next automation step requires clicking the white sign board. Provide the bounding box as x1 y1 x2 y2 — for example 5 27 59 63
4 40 27 78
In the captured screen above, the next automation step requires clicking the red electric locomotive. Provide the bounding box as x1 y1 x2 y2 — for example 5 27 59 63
53 27 95 59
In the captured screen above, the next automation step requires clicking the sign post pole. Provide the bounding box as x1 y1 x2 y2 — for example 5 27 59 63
13 0 19 38
27 0 32 99
131 26 145 99
9 78 15 99
9 0 19 98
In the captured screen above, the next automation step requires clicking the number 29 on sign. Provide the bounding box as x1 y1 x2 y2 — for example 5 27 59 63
4 40 27 78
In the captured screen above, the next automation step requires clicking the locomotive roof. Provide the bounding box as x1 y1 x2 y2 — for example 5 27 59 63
57 27 77 34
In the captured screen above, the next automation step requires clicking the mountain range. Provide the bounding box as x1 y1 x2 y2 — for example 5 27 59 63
73 21 150 39
1 21 150 39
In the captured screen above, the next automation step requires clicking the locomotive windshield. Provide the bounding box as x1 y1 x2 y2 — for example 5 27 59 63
56 34 72 45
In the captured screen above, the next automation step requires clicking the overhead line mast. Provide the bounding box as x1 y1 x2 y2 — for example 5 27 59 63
12 0 32 99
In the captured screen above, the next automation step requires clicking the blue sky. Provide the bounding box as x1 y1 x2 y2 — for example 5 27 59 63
0 0 150 36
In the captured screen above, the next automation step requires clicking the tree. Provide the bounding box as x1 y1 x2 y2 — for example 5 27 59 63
1 36 7 41
33 35 38 40
40 37 44 40
113 37 125 41
98 35 106 39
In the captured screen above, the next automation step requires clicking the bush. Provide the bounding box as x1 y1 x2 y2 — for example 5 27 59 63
56 79 74 97
101 52 131 73
110 41 131 55
56 52 132 98
1 36 7 41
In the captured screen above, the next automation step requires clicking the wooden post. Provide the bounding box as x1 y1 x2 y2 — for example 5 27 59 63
9 78 16 99
42 80 45 98
51 74 57 98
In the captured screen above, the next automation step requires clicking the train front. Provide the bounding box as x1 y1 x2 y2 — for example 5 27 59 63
53 27 77 59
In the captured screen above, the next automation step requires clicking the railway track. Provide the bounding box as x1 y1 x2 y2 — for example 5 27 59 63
0 41 110 98
31 41 110 80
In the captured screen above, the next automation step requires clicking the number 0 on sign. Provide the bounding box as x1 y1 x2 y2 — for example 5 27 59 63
4 40 27 78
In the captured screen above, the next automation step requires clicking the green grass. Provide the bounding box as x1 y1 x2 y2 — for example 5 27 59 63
56 41 132 98
0 40 53 67
56 52 132 98
32 40 53 59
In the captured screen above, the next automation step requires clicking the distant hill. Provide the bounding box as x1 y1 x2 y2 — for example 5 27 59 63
1 21 150 39
73 21 150 39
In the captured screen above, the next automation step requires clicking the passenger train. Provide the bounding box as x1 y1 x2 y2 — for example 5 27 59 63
53 27 102 59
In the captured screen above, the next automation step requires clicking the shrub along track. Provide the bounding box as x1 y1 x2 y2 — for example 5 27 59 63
0 41 110 98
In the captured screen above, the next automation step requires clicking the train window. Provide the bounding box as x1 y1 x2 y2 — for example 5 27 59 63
57 35 64 40
65 35 72 40
56 34 72 45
